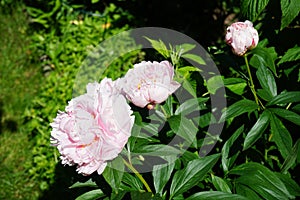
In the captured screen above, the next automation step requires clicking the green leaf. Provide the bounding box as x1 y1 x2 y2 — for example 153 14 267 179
251 46 277 76
206 75 224 94
241 0 270 21
181 78 197 98
281 139 300 173
269 108 300 126
130 192 153 200
134 144 181 156
267 91 300 106
230 162 294 200
211 174 232 193
144 37 169 58
278 46 300 64
170 154 220 198
152 159 175 195
178 43 196 55
220 99 259 122
243 110 270 151
280 0 300 30
168 115 198 147
91 0 99 3
221 126 244 172
121 173 143 191
175 97 208 116
186 191 249 200
69 179 98 189
236 183 262 200
256 58 277 97
102 156 124 191
257 89 273 101
75 189 105 200
181 53 206 65
270 114 293 159
275 173 300 197
224 78 247 95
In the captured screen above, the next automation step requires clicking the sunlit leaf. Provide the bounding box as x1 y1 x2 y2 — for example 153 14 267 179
181 53 206 65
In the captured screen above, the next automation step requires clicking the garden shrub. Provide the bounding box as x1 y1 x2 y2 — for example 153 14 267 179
23 1 144 191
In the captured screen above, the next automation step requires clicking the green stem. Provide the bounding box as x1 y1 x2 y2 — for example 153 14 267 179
244 55 260 107
123 158 153 194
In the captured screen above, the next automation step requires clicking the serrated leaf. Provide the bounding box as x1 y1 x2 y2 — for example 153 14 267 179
221 126 244 172
241 0 270 21
230 162 294 200
170 154 220 198
243 110 270 150
102 156 124 191
280 0 300 30
278 46 300 64
256 58 277 97
267 91 300 106
220 99 259 122
75 189 105 200
211 174 232 193
186 191 249 200
181 53 206 65
168 115 198 147
269 108 300 126
270 114 293 159
281 139 300 173
69 179 98 189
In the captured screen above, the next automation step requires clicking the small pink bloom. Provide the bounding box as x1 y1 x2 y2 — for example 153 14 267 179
225 20 259 56
50 78 134 175
120 61 181 108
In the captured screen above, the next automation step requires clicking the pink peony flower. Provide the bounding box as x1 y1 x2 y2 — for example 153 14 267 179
120 61 181 108
225 20 259 56
50 78 134 175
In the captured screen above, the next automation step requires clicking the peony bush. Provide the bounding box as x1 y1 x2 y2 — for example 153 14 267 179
48 0 300 199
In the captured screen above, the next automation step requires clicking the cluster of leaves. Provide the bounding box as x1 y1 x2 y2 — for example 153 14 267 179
67 1 300 200
22 0 144 191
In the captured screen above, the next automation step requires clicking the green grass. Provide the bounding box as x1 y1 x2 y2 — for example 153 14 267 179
0 3 42 200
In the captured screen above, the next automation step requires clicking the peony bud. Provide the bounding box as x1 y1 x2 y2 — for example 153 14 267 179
225 20 259 56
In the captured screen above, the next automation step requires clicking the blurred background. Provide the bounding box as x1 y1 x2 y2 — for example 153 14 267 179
0 0 299 199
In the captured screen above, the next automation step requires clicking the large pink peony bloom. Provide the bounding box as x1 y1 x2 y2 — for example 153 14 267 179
50 78 134 175
120 61 181 109
225 20 259 56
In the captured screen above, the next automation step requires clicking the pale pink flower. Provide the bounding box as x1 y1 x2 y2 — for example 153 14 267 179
50 78 134 175
225 20 259 56
120 61 181 108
